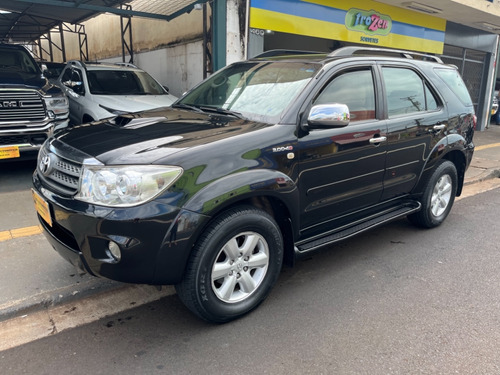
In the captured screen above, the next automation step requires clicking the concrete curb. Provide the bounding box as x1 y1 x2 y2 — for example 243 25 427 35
0 278 122 323
0 284 176 351
464 168 500 186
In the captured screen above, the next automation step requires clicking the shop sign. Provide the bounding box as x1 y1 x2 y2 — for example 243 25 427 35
345 8 392 36
249 0 446 54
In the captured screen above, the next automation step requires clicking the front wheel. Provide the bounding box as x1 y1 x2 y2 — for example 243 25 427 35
175 206 283 323
408 160 458 228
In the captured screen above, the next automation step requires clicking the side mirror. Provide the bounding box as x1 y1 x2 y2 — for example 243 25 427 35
307 103 350 129
64 80 84 95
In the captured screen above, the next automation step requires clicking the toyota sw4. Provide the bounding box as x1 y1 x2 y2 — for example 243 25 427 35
32 47 475 323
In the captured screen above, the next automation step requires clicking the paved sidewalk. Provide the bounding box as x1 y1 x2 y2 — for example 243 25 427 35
464 124 500 184
1 125 500 323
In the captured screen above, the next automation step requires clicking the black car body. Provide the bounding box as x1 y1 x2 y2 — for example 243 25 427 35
32 47 475 322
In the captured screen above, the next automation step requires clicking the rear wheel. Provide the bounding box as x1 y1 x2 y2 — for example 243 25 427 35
175 206 283 323
408 160 457 228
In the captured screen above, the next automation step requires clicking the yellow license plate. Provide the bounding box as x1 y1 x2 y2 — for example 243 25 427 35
0 146 20 159
32 189 52 227
492 109 495 115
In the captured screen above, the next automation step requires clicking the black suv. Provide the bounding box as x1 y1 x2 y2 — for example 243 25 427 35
32 47 475 323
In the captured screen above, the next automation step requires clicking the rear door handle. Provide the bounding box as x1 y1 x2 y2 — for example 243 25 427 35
369 136 387 144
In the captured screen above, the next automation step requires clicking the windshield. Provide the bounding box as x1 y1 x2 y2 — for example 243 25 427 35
179 61 320 123
87 69 167 95
0 46 40 75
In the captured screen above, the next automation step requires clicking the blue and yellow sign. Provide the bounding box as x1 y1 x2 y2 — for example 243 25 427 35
249 0 446 54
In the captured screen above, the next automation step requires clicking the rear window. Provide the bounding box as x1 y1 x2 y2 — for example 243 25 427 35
87 70 166 95
435 68 473 106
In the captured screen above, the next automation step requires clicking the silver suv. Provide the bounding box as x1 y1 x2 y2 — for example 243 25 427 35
57 61 177 125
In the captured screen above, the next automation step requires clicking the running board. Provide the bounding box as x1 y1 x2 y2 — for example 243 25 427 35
294 202 421 257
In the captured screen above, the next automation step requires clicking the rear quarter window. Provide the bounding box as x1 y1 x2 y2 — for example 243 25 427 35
434 68 473 106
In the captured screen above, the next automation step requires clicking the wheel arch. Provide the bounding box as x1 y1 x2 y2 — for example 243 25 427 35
441 149 466 196
82 114 95 123
182 170 299 267
413 136 468 197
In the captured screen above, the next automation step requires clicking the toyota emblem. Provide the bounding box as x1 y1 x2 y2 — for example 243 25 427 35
39 154 52 176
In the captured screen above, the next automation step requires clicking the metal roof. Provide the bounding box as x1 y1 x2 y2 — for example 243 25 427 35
0 0 205 43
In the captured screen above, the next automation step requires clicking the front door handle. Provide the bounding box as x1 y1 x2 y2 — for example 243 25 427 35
369 136 387 144
433 124 446 131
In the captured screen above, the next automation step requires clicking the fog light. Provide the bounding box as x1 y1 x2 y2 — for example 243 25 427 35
108 241 122 262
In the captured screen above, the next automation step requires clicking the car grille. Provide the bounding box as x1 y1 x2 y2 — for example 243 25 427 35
0 90 46 124
38 145 82 196
0 133 47 146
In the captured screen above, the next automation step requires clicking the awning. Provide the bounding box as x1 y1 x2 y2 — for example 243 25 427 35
0 0 207 43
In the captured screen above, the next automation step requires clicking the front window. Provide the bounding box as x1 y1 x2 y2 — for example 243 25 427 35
87 70 166 95
314 69 376 122
179 61 320 123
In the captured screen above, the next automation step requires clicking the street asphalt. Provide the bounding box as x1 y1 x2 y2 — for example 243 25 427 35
1 124 500 324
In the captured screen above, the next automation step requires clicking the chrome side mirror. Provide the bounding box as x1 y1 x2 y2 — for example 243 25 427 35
307 103 350 128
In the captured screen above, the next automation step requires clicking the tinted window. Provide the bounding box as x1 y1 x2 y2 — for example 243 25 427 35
425 84 438 111
314 69 376 122
383 67 431 117
87 70 166 95
61 68 72 82
435 68 473 106
0 46 39 74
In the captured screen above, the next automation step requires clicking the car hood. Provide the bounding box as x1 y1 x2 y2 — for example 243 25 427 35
94 93 178 114
57 108 269 165
0 71 50 92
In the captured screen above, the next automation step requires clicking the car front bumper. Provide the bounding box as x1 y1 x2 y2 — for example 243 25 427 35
32 171 210 285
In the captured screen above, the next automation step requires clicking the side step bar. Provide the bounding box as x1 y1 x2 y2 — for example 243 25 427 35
294 202 421 258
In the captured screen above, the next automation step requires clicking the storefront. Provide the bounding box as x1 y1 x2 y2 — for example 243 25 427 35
247 0 499 131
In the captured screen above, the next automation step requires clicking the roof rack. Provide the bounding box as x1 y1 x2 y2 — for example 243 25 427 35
328 46 443 63
114 62 138 69
252 49 323 58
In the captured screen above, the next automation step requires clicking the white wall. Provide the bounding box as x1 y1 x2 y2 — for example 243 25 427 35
102 40 204 98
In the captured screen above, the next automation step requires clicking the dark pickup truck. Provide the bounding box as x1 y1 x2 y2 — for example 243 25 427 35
0 43 68 161
32 47 475 323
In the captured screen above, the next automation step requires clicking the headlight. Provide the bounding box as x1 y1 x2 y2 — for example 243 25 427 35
76 165 183 207
44 95 69 118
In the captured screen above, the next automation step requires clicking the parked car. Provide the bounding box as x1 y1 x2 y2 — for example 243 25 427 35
0 44 69 161
56 61 177 124
33 47 475 323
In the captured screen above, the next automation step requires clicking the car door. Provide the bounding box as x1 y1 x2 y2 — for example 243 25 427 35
298 64 388 235
379 64 448 201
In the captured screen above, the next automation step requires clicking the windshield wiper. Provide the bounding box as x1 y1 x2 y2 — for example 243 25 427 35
172 103 205 113
198 106 243 119
173 103 244 119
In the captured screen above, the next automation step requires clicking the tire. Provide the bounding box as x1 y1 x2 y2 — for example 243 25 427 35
408 160 457 228
175 206 284 323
